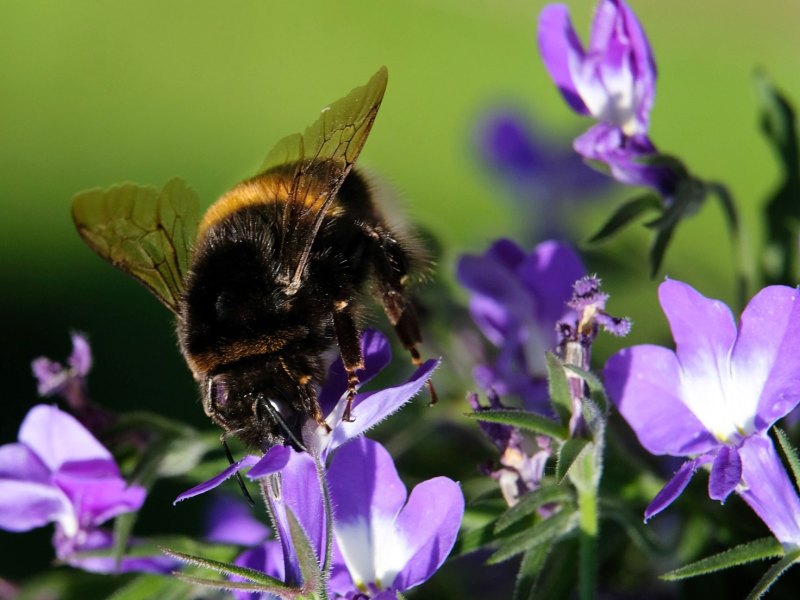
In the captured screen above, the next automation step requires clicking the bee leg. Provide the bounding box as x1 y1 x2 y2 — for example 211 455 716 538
332 302 364 422
366 227 438 405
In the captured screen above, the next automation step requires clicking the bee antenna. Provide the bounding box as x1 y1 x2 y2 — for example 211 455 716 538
221 435 256 507
258 396 307 453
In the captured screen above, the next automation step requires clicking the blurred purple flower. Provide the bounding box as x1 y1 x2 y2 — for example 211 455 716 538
31 333 113 433
604 280 800 547
205 493 270 547
457 239 585 412
32 333 92 401
0 404 155 571
476 109 610 237
538 0 678 196
327 437 463 597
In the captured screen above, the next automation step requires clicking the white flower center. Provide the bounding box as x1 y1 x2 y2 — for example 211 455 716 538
335 515 413 591
679 348 766 443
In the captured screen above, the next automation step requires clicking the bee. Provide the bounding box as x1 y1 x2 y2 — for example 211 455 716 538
71 67 430 453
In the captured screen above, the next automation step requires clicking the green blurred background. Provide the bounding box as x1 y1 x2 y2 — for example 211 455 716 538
2 0 799 594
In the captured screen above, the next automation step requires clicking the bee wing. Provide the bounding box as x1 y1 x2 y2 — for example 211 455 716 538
258 66 388 293
71 178 199 315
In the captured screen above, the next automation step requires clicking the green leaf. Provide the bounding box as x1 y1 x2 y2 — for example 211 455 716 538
745 548 800 600
587 193 662 243
495 485 574 533
488 509 578 564
172 574 299 598
452 520 499 557
546 352 572 426
661 537 783 581
556 439 591 484
466 410 567 441
159 546 288 588
286 506 327 598
106 574 195 600
645 178 705 277
775 428 800 493
513 544 552 600
112 511 138 571
755 70 800 286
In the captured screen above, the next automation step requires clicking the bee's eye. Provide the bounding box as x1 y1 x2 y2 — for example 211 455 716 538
210 377 229 407
267 396 299 428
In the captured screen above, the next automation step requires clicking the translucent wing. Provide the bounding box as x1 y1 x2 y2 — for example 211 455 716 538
257 66 388 293
71 178 199 315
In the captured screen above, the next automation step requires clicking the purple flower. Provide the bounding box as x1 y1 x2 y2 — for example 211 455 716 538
327 437 464 597
476 109 610 238
31 333 113 433
0 404 148 569
32 333 92 404
538 0 678 196
604 280 800 546
457 239 585 412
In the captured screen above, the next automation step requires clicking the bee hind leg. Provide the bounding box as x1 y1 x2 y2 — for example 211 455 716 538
366 226 437 405
332 302 364 422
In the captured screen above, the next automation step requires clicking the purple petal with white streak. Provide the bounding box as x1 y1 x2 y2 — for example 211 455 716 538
731 286 800 430
537 4 590 115
604 345 716 456
0 480 70 532
658 280 737 378
391 476 464 591
323 359 439 456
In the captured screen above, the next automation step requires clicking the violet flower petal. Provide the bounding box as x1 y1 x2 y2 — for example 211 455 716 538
68 333 92 376
574 124 677 194
659 280 737 377
732 286 800 430
205 493 270 546
0 480 70 532
738 434 800 548
232 540 285 600
262 449 325 586
59 528 176 574
708 446 742 503
318 329 393 415
0 443 51 482
247 445 292 479
645 455 712 521
390 477 465 591
604 345 716 456
174 454 260 504
53 468 146 527
328 438 463 593
18 405 112 472
323 359 439 456
518 240 585 329
537 4 591 115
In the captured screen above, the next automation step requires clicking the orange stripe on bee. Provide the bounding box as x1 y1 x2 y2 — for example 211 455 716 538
186 333 291 376
197 172 341 241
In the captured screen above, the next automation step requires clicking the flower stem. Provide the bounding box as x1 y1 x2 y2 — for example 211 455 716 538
576 462 598 600
706 181 751 309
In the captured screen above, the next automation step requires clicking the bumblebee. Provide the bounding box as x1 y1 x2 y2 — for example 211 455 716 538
71 68 429 452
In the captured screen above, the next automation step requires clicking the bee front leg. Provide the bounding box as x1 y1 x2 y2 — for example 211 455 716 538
332 302 364 422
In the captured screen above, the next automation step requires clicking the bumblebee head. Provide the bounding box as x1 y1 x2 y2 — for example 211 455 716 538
204 358 314 452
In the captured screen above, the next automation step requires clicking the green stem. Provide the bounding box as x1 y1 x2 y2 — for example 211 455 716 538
707 181 751 309
577 480 598 600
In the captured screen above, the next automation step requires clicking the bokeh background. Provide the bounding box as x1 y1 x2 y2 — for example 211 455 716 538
2 0 799 597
